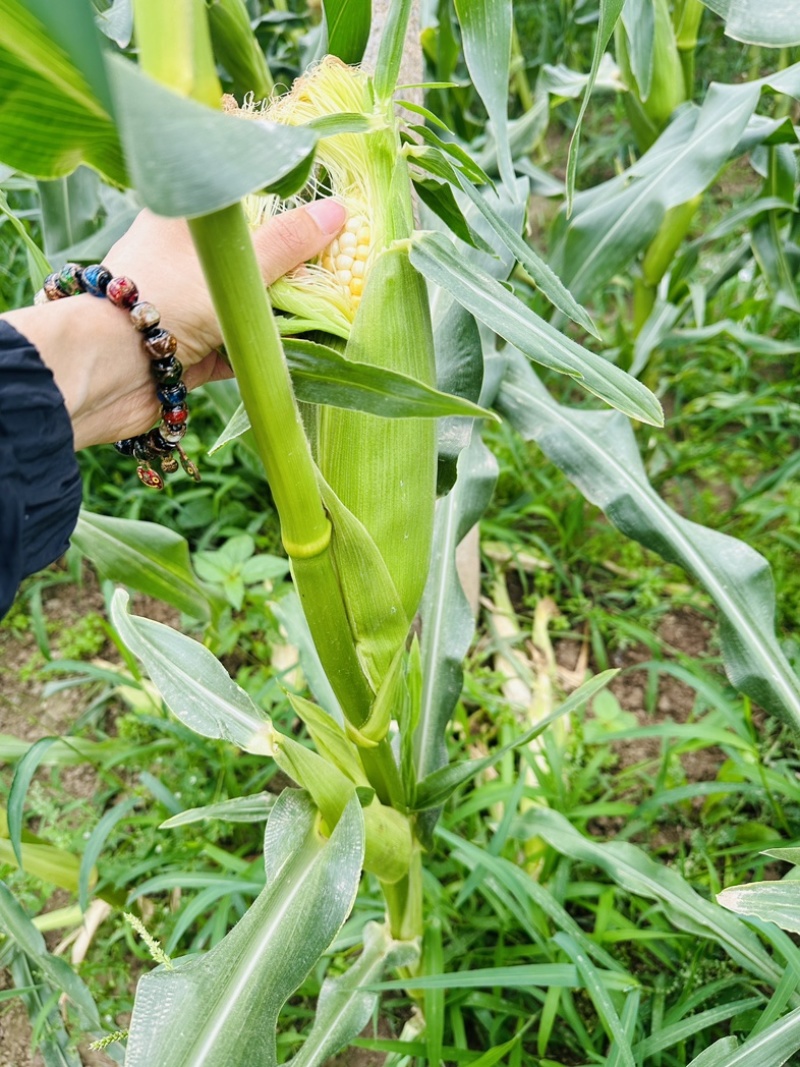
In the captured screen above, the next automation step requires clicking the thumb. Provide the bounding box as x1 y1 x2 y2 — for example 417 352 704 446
253 199 346 285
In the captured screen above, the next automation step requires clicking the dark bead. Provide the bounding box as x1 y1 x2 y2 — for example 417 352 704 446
133 438 156 462
151 356 183 385
146 428 175 456
58 263 83 295
114 437 138 456
106 276 139 309
162 404 188 428
43 272 69 300
157 382 187 407
144 329 178 359
160 421 187 444
130 301 161 332
81 264 112 297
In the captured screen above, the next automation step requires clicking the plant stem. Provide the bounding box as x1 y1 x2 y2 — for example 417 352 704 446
188 207 374 723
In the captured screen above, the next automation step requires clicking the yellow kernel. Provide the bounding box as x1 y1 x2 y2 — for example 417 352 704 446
357 225 370 244
350 277 364 297
352 259 365 278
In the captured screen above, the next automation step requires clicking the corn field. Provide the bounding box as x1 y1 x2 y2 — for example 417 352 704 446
2 1 800 1065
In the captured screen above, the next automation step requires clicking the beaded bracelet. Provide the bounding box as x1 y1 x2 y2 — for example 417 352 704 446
35 262 200 491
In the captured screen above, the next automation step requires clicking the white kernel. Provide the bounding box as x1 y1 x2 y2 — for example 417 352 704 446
336 253 354 270
352 259 365 278
358 226 371 244
340 232 357 252
346 215 362 233
336 269 352 285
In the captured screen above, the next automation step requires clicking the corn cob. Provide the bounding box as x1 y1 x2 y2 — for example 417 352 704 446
239 59 437 687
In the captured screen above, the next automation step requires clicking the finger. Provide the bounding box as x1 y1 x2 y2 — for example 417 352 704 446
184 349 235 392
253 199 346 285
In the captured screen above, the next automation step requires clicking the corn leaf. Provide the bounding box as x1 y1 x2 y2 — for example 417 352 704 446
410 230 664 426
374 0 413 101
564 0 625 213
125 792 364 1067
453 0 515 189
321 0 371 65
160 793 275 829
288 922 418 1067
552 69 800 301
415 431 498 843
110 589 275 756
72 510 222 621
718 881 800 935
0 0 126 182
699 0 800 46
106 54 317 216
497 350 800 732
520 807 798 991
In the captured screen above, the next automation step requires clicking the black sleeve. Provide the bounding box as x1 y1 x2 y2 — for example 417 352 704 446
0 320 83 620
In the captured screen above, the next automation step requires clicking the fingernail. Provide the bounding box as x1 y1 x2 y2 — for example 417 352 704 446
306 198 346 235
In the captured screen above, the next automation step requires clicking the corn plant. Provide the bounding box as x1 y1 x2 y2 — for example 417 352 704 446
2 0 800 1064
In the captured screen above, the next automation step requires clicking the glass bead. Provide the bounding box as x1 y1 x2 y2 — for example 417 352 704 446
106 275 139 309
133 438 156 462
58 263 83 295
160 421 187 444
81 265 112 297
151 355 183 386
162 405 188 428
146 428 174 455
157 382 187 407
145 329 178 359
114 437 138 456
43 273 69 300
160 456 179 474
130 301 161 332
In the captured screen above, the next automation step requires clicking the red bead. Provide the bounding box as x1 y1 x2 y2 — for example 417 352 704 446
162 405 188 427
106 276 139 309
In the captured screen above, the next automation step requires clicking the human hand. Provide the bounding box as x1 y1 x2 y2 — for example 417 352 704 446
1 199 346 450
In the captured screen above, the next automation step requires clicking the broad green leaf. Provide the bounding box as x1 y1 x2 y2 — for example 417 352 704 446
288 922 418 1067
699 0 800 46
457 177 601 338
718 881 800 934
453 0 514 189
0 0 126 182
160 792 276 829
414 671 616 811
72 509 220 621
125 792 364 1067
687 1007 800 1066
521 807 796 990
37 166 102 263
22 0 114 112
110 589 275 756
764 847 800 865
552 70 800 301
410 231 664 426
565 0 625 212
107 54 317 216
619 0 655 101
374 0 413 101
208 338 496 455
415 431 498 839
497 351 800 731
321 0 371 64
207 0 274 101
